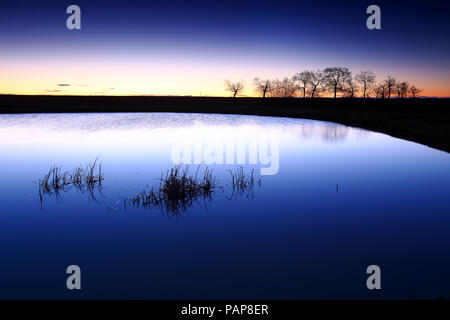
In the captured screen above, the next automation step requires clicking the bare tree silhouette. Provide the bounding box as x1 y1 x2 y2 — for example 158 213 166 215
396 81 409 98
281 77 297 97
247 68 426 100
409 85 423 98
269 77 297 97
267 79 281 97
324 67 352 98
309 70 325 98
294 71 311 98
225 81 244 98
253 78 271 98
375 82 386 98
384 76 396 99
344 76 359 98
355 70 376 98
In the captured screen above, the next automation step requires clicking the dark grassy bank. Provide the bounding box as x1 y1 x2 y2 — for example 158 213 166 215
1 95 449 153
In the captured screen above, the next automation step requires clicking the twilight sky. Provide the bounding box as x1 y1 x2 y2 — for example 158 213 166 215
1 0 449 97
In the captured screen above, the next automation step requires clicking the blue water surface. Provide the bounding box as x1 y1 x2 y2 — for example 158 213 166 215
0 113 449 299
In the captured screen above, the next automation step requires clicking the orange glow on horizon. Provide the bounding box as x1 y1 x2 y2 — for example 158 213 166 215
0 58 449 98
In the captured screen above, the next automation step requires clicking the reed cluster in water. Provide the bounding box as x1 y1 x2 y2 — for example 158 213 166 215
125 164 263 215
126 164 219 214
36 160 262 215
227 167 261 200
37 159 104 203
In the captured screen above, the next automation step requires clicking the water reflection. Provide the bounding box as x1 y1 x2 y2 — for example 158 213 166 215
37 159 105 207
2 113 449 299
36 161 262 216
226 167 261 201
124 164 220 216
321 126 349 142
0 113 367 145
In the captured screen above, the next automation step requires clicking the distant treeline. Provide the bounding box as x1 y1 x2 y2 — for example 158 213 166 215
226 67 424 99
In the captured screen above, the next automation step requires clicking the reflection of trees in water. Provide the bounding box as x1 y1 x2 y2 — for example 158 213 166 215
321 126 349 142
283 123 370 143
286 123 348 142
352 128 369 139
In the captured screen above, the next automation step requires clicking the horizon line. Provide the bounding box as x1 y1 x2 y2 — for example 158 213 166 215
1 93 449 99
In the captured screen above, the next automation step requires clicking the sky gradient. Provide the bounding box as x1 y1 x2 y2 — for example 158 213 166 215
1 0 450 97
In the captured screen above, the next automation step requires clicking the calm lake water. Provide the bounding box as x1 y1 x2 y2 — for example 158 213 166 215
0 112 449 299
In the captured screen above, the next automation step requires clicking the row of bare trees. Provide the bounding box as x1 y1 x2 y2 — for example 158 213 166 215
225 67 424 98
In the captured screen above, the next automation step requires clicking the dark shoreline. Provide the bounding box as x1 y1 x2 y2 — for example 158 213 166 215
1 95 449 153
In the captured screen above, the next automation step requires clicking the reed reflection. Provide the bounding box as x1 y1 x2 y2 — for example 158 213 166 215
36 162 262 216
36 159 105 207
